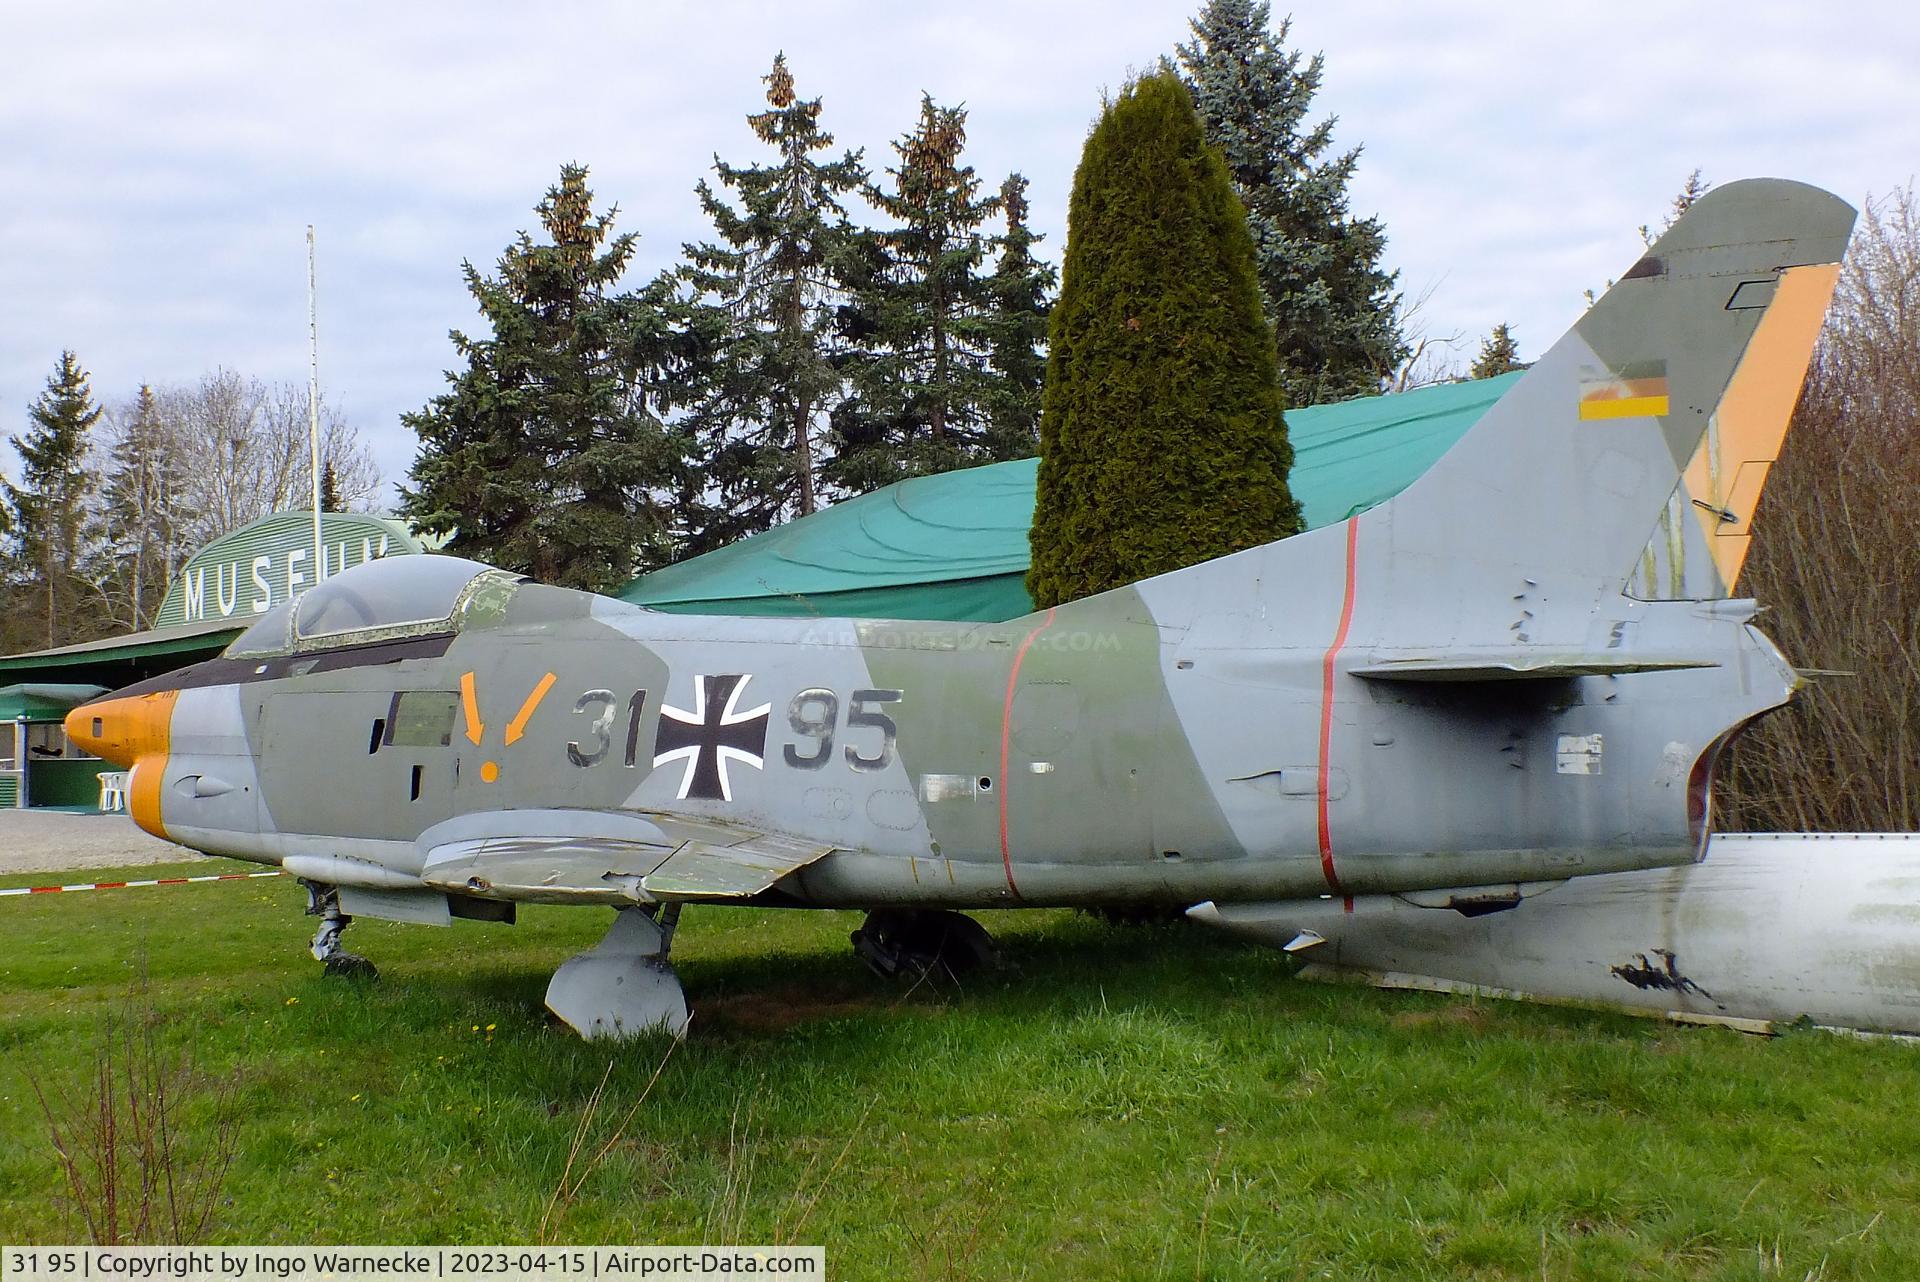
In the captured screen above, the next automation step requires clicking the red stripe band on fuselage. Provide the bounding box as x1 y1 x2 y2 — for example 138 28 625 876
1317 518 1361 894
998 607 1059 898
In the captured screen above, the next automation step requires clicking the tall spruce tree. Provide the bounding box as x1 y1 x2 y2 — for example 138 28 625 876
1177 0 1405 405
832 98 1019 490
401 164 686 591
980 174 1056 460
1468 323 1523 379
102 383 189 629
1027 72 1300 609
679 54 865 552
7 351 106 646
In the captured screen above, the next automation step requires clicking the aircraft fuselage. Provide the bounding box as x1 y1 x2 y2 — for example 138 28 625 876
96 573 1793 911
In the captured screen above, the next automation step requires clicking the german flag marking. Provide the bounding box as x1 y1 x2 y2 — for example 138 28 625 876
1581 393 1671 420
1580 372 1671 420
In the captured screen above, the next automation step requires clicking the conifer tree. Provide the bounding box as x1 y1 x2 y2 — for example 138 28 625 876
401 164 687 591
1641 169 1713 247
1669 169 1712 226
319 460 341 513
679 54 865 552
832 98 1020 490
6 351 106 646
980 174 1056 460
1027 72 1300 609
102 384 189 629
1468 323 1523 379
1177 0 1405 404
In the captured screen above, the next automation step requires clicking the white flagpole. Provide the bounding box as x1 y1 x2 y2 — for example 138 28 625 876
307 225 325 580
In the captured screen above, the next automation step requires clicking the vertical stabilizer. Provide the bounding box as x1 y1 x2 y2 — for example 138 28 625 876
1385 178 1852 602
1109 181 1853 652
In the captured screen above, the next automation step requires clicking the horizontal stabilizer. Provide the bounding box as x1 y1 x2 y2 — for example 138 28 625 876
1189 834 1920 1037
1351 654 1717 682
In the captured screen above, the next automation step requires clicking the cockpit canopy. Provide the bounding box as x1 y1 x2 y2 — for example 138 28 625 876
225 555 514 657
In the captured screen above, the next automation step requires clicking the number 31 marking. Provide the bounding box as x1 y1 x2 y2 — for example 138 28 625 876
567 689 648 767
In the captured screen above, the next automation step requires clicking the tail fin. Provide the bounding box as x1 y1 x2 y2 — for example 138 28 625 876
1115 179 1854 664
1388 177 1852 600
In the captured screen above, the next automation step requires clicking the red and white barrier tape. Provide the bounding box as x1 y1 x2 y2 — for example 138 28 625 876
0 870 284 898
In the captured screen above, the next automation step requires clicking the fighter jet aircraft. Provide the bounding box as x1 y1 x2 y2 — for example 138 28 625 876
70 179 1855 1037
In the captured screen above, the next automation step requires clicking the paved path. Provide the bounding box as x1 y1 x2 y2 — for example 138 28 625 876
0 811 207 875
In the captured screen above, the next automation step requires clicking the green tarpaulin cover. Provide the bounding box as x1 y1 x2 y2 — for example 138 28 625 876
622 372 1521 622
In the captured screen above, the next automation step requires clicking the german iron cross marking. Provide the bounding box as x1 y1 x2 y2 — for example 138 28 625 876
652 674 771 802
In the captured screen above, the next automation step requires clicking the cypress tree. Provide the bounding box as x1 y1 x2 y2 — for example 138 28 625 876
679 54 865 552
1468 323 1523 379
832 98 1017 491
7 351 106 646
1027 72 1301 609
401 164 687 591
1177 0 1406 404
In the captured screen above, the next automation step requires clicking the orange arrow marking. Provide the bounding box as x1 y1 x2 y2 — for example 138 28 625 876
504 672 556 746
459 671 484 745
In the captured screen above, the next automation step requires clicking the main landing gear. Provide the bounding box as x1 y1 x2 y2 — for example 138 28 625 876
301 880 377 979
852 908 998 981
545 904 691 1040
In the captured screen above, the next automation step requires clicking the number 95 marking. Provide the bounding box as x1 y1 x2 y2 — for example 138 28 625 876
784 688 902 772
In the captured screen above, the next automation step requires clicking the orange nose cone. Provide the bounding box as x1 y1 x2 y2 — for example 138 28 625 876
70 691 178 840
68 691 177 768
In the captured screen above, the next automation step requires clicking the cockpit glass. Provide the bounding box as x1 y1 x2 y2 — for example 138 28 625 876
292 555 495 641
225 600 295 657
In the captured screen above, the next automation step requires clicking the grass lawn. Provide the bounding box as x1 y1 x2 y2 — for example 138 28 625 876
3 860 1918 1279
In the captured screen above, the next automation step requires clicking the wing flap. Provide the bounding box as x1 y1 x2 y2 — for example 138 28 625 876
644 833 838 899
421 833 675 905
416 809 836 905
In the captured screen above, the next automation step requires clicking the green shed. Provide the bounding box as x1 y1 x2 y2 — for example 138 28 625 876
0 683 110 808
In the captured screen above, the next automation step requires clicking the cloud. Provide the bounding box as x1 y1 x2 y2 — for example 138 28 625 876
3 0 1915 496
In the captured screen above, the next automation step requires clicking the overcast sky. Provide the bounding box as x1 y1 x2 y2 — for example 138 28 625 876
4 1 1916 502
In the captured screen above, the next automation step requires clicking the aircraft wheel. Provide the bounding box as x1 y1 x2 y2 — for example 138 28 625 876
851 908 997 980
322 952 379 980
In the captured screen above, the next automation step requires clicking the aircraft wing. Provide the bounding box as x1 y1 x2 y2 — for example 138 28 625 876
415 808 835 906
1351 653 1717 682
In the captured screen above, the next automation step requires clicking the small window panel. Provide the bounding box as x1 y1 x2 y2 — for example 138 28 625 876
388 691 457 748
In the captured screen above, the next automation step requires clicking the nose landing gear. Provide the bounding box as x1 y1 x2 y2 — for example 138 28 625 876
300 880 378 979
